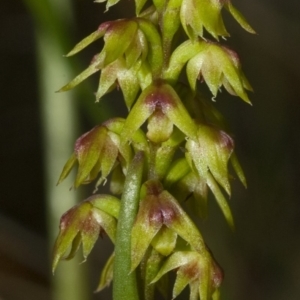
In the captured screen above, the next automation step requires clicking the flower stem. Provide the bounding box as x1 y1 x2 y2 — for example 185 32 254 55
113 152 145 300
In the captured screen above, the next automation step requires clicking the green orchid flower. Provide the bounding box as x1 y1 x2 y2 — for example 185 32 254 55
57 119 133 189
52 194 120 273
152 250 223 300
131 180 207 271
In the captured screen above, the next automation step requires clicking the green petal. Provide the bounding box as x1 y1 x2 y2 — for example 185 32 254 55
168 171 198 203
105 0 121 11
141 248 165 300
95 253 114 292
137 19 163 77
57 152 77 185
201 51 223 97
173 267 192 298
137 60 153 89
162 0 182 47
120 84 156 144
152 251 199 283
94 0 121 11
81 212 102 260
63 233 82 261
164 40 204 83
230 152 247 188
240 70 254 92
198 255 211 300
135 0 148 15
118 61 141 110
147 110 173 143
75 126 107 188
190 177 208 219
186 51 206 93
151 226 177 256
90 194 121 219
164 158 191 188
101 20 138 67
190 280 200 300
96 59 122 101
131 195 163 271
212 288 221 300
90 209 117 244
58 54 104 92
155 144 177 180
206 172 234 229
110 166 125 195
159 83 197 139
100 133 119 180
159 191 206 253
65 26 107 57
226 2 256 34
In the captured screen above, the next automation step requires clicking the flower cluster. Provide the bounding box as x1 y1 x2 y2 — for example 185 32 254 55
52 0 254 299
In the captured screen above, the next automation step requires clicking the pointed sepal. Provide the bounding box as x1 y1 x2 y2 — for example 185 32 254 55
95 253 114 292
225 2 256 34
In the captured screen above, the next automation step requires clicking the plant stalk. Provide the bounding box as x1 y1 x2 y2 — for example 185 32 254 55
113 152 145 300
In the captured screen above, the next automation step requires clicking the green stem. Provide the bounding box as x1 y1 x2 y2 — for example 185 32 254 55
113 152 145 300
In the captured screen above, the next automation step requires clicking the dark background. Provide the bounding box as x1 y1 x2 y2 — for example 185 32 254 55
1 0 300 299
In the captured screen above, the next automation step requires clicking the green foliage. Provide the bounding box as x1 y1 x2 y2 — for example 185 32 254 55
53 0 255 299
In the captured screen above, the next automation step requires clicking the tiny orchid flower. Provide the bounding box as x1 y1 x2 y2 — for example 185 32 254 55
165 40 253 103
52 194 120 273
180 0 255 40
186 41 253 103
186 124 234 195
152 250 223 300
57 119 132 189
131 180 207 271
58 18 163 106
120 80 197 144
